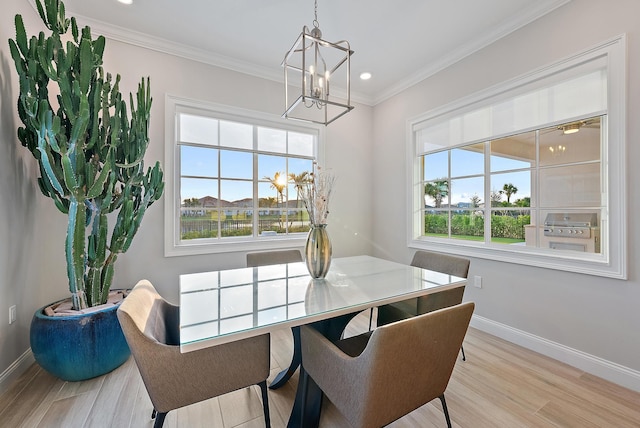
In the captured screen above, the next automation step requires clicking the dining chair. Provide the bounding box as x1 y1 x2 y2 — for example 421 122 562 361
117 280 271 428
377 250 471 360
246 249 303 389
246 249 303 267
299 302 475 428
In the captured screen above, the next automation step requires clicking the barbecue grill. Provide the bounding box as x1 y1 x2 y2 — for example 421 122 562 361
543 213 598 239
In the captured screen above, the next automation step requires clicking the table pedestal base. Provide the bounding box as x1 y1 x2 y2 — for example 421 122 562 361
286 312 358 428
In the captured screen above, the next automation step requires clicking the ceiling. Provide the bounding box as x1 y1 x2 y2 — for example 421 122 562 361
31 0 570 106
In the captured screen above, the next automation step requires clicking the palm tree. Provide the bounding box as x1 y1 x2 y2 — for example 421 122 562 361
259 197 277 208
264 172 288 206
289 171 311 226
425 180 449 208
289 171 310 201
500 183 518 204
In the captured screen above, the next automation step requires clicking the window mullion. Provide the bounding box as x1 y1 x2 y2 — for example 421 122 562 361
484 142 491 244
253 126 259 237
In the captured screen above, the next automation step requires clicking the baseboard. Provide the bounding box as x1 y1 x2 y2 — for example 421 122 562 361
0 349 34 397
3 318 639 396
470 315 640 393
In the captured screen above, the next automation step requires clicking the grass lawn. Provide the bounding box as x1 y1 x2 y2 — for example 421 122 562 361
425 233 524 244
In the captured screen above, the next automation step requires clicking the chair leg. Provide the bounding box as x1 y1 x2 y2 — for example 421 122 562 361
439 395 452 428
461 344 466 361
153 411 167 428
258 380 271 428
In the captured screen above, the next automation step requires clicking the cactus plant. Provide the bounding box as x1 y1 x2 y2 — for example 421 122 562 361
9 0 164 310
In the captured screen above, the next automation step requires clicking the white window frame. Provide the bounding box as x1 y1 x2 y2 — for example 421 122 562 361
407 35 627 279
164 95 324 257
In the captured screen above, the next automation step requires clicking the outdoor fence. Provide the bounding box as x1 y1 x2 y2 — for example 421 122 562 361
181 217 309 239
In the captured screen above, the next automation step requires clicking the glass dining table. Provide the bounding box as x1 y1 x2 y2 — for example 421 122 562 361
179 255 467 427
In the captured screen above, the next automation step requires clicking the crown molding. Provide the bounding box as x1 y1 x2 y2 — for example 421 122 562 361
27 0 569 107
371 0 572 105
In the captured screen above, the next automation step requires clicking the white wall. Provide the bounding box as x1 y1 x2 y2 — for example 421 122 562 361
372 0 640 390
0 0 373 388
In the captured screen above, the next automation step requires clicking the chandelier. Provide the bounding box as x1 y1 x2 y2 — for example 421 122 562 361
282 0 354 125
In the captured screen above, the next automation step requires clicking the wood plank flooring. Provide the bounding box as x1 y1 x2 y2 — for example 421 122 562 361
1 311 639 427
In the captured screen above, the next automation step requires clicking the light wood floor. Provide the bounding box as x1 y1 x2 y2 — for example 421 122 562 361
1 311 639 428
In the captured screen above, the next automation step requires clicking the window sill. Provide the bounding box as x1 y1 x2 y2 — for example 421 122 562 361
409 237 625 280
165 235 307 257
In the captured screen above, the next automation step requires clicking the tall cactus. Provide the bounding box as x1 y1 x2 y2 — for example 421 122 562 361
9 0 164 309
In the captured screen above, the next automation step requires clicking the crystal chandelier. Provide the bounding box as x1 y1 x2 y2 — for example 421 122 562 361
282 0 354 125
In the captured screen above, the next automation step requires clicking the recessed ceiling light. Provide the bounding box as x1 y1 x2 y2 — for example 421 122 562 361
118 0 133 5
360 72 372 80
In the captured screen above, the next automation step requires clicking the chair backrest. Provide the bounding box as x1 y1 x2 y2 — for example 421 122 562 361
410 250 469 314
304 302 475 428
360 302 474 426
117 280 179 346
117 280 271 416
410 250 470 278
246 249 302 267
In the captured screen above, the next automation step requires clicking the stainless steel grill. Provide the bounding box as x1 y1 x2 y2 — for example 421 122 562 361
543 213 598 239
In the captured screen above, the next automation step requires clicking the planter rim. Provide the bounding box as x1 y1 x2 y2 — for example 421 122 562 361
34 289 128 320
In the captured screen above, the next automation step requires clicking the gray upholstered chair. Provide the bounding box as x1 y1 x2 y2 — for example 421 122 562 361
117 280 271 428
377 250 470 359
300 302 475 428
246 249 303 267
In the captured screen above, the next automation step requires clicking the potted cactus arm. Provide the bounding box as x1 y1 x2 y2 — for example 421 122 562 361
9 0 164 311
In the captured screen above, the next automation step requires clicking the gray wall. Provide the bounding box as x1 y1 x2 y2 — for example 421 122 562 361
372 0 640 389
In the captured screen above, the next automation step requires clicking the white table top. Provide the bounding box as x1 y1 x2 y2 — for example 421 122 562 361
180 255 466 352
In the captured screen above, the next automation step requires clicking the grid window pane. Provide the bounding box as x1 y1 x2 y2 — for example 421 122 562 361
451 177 484 209
490 171 532 207
289 132 315 156
451 210 484 241
220 150 252 179
177 110 317 244
451 144 484 177
424 211 449 237
491 132 536 172
420 117 603 253
424 151 448 181
181 146 218 177
258 154 287 181
539 116 601 167
179 114 218 146
181 177 218 202
539 164 600 207
258 127 287 153
220 180 252 207
220 120 252 150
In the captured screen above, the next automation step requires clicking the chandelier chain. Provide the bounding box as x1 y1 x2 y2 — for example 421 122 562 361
313 0 319 29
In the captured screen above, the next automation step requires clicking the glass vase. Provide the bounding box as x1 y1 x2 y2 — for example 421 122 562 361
305 224 332 279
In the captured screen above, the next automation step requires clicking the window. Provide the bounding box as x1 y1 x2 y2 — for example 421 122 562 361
409 36 626 278
165 97 323 256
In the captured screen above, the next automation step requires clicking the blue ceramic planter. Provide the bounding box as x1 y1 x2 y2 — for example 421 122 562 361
30 297 130 382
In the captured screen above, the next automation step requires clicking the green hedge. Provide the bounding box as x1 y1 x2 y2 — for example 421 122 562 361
425 213 530 239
